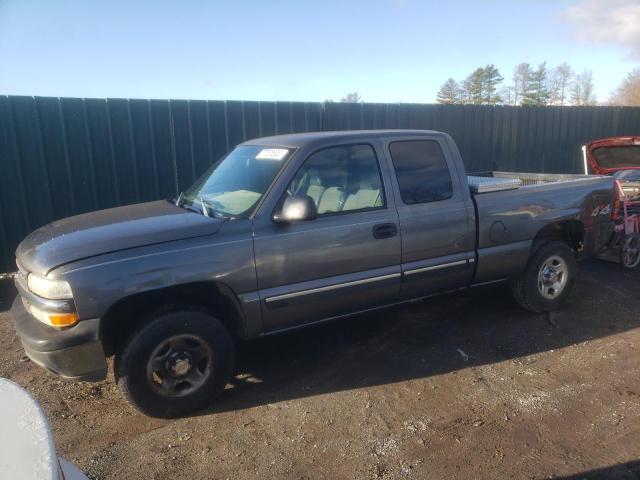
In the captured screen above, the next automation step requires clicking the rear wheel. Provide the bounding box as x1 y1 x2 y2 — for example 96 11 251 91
115 309 235 418
620 233 640 269
511 240 577 313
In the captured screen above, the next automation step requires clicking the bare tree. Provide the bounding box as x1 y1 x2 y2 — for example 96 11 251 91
436 78 462 104
499 85 516 105
548 63 574 106
340 92 363 103
459 78 473 104
609 69 640 106
571 69 597 106
512 63 531 105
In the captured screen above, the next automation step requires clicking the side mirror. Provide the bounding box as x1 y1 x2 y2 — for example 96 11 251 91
273 194 318 223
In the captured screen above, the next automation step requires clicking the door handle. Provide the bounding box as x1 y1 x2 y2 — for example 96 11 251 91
373 223 398 239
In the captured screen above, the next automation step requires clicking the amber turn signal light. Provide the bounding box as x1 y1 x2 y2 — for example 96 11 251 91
27 302 79 329
47 312 79 328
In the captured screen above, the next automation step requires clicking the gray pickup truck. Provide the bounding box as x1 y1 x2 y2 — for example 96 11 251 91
10 130 614 417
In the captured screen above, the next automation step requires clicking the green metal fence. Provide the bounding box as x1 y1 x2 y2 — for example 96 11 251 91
1 95 639 272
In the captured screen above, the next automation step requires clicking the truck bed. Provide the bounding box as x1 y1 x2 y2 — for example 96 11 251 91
469 171 614 284
467 171 600 194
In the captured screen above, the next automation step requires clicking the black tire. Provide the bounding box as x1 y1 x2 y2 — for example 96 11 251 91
620 233 640 269
511 240 577 313
115 309 235 418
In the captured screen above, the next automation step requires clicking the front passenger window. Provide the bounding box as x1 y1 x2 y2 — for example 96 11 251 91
288 144 386 215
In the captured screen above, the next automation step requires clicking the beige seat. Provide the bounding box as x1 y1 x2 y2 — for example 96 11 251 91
342 189 381 211
341 165 383 211
292 147 384 215
306 184 326 205
298 168 326 205
317 187 346 214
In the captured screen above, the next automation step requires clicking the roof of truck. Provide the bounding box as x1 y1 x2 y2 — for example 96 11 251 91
240 129 446 148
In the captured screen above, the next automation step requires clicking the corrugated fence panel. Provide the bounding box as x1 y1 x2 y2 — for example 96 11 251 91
1 96 639 272
129 99 160 203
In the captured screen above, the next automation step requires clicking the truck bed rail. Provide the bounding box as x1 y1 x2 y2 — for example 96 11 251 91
468 171 599 193
467 175 521 193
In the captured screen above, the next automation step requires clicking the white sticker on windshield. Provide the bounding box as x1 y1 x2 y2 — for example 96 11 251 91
256 148 289 160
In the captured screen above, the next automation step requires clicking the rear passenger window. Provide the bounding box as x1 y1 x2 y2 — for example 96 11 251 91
389 140 453 204
288 144 386 215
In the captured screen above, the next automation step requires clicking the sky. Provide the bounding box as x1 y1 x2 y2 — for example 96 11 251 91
0 0 638 104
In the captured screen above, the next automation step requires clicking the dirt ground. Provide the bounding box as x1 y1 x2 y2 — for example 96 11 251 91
1 260 639 480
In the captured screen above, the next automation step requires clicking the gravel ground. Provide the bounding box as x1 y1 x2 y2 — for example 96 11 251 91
1 260 639 480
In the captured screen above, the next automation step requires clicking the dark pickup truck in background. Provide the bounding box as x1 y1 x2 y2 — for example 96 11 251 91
10 130 614 417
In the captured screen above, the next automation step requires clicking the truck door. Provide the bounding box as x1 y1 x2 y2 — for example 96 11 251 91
253 141 402 332
383 136 475 299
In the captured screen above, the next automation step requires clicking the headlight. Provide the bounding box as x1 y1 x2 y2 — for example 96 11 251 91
27 274 73 300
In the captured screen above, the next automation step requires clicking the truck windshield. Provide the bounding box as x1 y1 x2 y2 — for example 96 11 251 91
592 146 640 170
183 145 292 217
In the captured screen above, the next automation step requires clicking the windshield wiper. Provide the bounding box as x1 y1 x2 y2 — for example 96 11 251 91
199 197 230 220
175 193 230 220
179 202 204 215
175 193 207 216
198 196 210 217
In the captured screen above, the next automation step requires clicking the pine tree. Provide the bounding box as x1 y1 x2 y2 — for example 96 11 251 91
436 78 461 104
522 62 550 106
462 68 485 104
482 64 503 104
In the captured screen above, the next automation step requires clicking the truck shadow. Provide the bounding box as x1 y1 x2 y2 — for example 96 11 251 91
200 259 640 415
551 459 640 479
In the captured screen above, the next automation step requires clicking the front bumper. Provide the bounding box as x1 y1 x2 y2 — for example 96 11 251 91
9 296 107 381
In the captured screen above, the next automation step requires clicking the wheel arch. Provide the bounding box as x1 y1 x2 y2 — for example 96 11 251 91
100 281 248 357
532 219 585 254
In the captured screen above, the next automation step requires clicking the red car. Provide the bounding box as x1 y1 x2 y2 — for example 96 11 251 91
584 136 640 268
583 136 640 175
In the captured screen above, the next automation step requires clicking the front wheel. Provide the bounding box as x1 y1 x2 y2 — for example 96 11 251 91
115 309 235 418
511 240 577 313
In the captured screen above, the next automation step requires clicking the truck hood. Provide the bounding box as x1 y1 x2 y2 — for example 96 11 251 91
16 200 222 275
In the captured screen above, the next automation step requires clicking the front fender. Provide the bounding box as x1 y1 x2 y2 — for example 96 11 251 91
52 231 258 324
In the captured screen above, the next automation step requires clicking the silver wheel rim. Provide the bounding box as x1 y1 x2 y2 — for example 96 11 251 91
537 255 568 300
146 334 212 398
